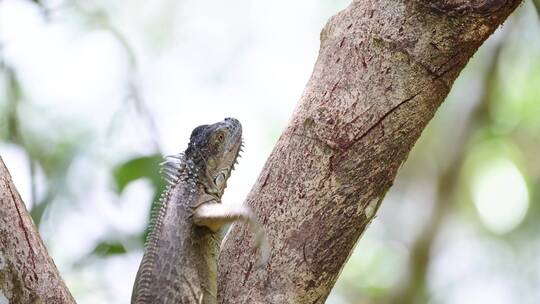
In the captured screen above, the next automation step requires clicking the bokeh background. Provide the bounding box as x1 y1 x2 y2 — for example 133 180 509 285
2 0 540 303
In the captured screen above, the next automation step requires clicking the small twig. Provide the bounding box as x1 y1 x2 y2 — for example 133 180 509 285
532 0 540 18
29 157 36 208
80 5 162 152
38 0 163 152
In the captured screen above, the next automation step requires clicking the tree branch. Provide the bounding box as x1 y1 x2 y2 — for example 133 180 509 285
217 0 521 303
0 157 75 303
533 0 540 17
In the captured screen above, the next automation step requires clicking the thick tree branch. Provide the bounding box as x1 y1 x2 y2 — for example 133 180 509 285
218 1 521 303
0 157 75 303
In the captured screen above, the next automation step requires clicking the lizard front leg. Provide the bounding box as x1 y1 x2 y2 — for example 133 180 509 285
193 202 270 266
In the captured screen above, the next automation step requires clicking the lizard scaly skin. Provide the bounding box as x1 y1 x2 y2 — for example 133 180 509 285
131 118 266 304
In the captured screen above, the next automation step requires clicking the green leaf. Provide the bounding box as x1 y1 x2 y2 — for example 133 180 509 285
91 241 127 256
113 154 169 247
113 155 164 194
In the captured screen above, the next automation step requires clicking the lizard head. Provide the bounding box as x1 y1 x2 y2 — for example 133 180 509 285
185 117 243 198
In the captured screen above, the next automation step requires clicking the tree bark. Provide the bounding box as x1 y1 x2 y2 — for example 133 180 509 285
218 1 521 303
0 157 75 304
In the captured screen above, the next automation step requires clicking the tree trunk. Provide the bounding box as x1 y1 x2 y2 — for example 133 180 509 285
217 1 521 303
0 157 75 303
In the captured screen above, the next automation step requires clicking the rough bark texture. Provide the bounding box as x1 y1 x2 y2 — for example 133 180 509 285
218 1 521 303
0 157 75 304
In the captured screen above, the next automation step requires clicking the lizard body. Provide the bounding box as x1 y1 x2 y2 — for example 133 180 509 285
131 118 266 304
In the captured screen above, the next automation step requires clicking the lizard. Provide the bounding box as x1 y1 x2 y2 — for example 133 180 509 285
131 117 268 304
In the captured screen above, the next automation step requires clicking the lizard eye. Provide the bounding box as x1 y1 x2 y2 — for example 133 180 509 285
214 172 226 188
215 133 224 143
